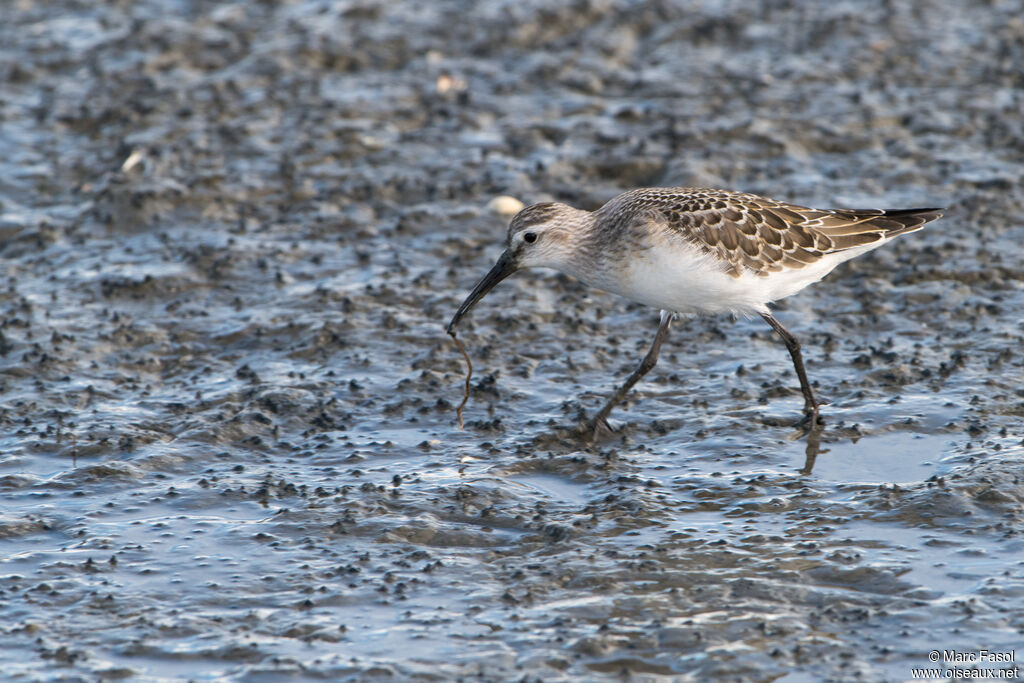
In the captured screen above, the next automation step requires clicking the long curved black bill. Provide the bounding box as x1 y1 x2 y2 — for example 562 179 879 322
446 250 516 334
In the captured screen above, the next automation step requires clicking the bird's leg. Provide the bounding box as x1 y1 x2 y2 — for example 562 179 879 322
760 312 822 426
587 310 675 438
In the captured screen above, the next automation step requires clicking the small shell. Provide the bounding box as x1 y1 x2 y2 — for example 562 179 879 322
120 149 145 173
487 196 525 216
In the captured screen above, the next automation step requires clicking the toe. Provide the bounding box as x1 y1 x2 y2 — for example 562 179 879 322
584 417 614 441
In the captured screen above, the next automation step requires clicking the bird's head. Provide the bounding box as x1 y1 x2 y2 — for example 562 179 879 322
446 202 588 333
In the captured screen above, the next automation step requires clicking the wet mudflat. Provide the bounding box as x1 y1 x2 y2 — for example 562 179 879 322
1 0 1023 680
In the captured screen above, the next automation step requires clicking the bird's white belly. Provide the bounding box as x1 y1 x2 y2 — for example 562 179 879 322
594 241 858 316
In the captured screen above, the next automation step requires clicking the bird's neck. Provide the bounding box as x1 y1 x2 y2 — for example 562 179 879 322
556 209 606 285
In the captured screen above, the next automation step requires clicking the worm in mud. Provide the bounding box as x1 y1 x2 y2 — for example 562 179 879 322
448 330 472 429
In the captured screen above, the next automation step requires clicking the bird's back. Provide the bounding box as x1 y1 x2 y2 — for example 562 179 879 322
595 187 942 279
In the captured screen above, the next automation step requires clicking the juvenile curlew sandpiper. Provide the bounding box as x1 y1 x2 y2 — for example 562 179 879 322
447 187 942 437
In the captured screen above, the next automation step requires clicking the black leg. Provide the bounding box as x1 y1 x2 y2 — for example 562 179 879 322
760 312 821 426
588 310 675 438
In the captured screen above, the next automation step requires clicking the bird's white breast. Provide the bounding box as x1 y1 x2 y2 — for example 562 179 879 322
586 237 882 316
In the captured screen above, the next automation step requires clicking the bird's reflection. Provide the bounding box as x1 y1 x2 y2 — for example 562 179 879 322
798 422 828 475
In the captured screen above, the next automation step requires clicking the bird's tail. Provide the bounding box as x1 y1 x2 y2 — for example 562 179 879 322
866 207 944 237
815 207 943 251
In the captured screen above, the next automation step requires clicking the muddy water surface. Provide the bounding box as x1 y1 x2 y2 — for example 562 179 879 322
2 0 1023 680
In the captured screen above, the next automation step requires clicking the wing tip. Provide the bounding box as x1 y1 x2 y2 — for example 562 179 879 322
882 207 944 221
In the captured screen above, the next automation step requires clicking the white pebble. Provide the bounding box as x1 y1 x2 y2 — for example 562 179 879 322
487 196 524 216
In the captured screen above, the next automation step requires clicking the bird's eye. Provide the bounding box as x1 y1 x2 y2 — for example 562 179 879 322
523 232 537 244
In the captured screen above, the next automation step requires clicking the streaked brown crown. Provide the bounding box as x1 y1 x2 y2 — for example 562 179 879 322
506 203 565 241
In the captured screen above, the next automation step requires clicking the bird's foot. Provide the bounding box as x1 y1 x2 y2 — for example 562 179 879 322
797 405 824 431
582 416 614 442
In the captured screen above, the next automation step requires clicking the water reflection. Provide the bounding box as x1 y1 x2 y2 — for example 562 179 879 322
799 423 827 476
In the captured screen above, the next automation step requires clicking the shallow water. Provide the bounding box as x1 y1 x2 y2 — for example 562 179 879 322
2 0 1024 680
